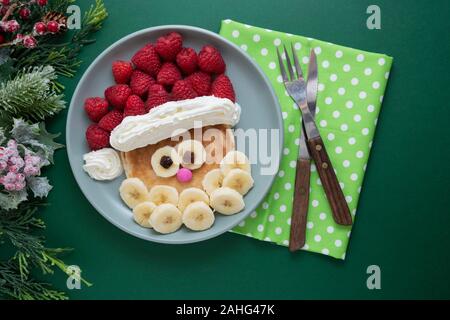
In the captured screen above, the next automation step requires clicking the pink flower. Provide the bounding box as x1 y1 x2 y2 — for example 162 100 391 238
3 20 20 33
0 161 7 171
23 35 37 48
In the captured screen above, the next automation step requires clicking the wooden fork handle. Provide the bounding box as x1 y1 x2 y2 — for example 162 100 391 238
307 136 353 226
289 158 311 252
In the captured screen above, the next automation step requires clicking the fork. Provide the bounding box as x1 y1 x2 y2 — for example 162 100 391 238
277 45 353 228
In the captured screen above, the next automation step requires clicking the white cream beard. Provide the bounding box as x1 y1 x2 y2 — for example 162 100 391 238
83 148 123 180
110 96 241 152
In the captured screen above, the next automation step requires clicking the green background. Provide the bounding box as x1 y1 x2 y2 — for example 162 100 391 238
42 0 450 299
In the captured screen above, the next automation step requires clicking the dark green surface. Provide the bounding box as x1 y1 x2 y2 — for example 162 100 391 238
42 0 450 299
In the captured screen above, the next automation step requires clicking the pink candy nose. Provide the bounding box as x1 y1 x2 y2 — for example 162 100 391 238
176 168 193 183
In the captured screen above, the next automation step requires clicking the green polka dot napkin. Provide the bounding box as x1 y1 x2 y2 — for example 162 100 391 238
220 20 393 259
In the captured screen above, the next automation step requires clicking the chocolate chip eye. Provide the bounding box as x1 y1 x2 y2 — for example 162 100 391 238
183 151 195 165
159 155 173 169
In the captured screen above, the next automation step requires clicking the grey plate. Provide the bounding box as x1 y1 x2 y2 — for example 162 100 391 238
67 25 283 244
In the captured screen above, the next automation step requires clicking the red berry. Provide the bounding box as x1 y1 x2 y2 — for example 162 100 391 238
19 8 31 19
171 80 198 101
84 97 109 122
176 47 198 75
98 110 123 132
155 32 183 61
124 95 146 117
47 21 60 33
34 22 47 35
146 84 169 110
198 45 226 74
130 70 155 98
211 74 235 102
131 44 161 77
37 0 48 6
4 20 20 33
157 62 181 87
104 84 132 110
1 0 10 5
86 124 110 150
112 60 133 84
23 35 37 49
187 72 211 96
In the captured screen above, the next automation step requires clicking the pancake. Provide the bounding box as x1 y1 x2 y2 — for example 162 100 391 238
120 125 235 192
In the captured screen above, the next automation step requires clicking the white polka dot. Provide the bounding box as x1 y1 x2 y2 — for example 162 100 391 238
354 114 362 122
307 222 314 229
250 211 257 218
350 173 358 181
351 77 359 86
364 68 372 76
240 44 248 51
335 50 343 58
264 237 271 242
343 64 351 72
379 96 384 103
346 100 354 109
335 146 343 154
260 48 268 56
244 24 252 28
283 148 290 155
372 81 380 89
338 87 346 95
332 110 340 118
314 46 322 55
327 133 335 141
325 97 333 105
286 33 293 37
318 83 325 91
232 30 240 38
267 62 275 70
292 103 298 110
238 221 245 227
320 120 327 127
257 224 264 232
262 202 269 209
346 195 353 203
268 214 275 222
327 226 334 234
283 240 289 246
340 182 345 189
335 240 342 247
294 138 300 145
287 218 291 225
275 227 282 235
322 60 330 68
316 178 321 185
273 38 281 46
319 213 326 220
340 124 348 132
277 75 283 83
314 235 322 242
378 57 386 66
356 54 365 62
356 151 364 158
282 111 287 119
348 137 356 145
359 91 367 99
362 128 369 135
312 200 319 207
274 192 280 200
367 104 375 112
343 160 350 167
294 42 301 50
224 19 231 24
330 74 337 82
289 160 296 168
310 164 316 172
302 56 309 64
385 72 390 79
302 244 309 250
288 125 295 133
285 183 292 190
253 34 261 42
322 248 330 255
316 106 320 114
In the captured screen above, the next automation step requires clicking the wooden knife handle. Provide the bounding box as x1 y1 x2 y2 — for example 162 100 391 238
307 136 353 226
289 158 311 252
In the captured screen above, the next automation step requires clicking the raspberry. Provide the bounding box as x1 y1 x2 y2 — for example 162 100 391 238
146 84 169 110
171 80 198 101
124 95 146 117
112 60 133 84
132 44 161 77
86 124 110 150
157 62 182 87
98 110 123 132
187 72 211 96
104 84 131 110
84 97 109 122
155 32 183 61
198 45 226 74
176 47 198 75
130 70 155 98
211 74 236 102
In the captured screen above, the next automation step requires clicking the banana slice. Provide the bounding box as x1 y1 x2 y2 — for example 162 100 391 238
222 168 254 195
148 185 179 205
210 187 245 215
182 201 215 231
151 146 180 178
220 150 251 176
150 204 183 234
202 169 224 196
119 178 150 209
178 187 210 212
133 201 157 228
177 139 206 170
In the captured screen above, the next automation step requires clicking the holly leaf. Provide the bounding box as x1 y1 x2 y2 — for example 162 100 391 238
27 176 53 198
0 189 28 210
0 48 15 83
